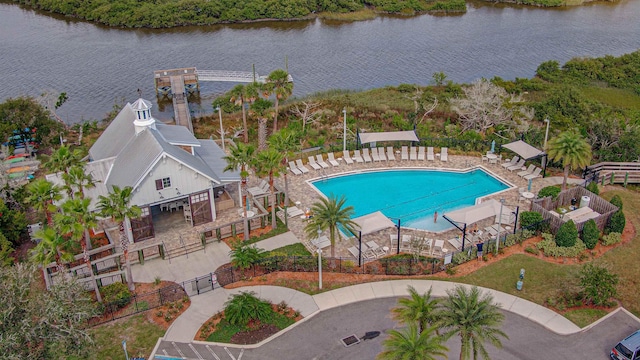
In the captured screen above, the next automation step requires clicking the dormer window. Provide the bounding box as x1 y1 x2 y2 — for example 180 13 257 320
155 177 171 190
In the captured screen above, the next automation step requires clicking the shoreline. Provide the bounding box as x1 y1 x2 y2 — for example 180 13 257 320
7 0 617 30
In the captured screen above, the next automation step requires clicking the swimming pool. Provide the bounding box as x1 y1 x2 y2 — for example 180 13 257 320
311 168 510 232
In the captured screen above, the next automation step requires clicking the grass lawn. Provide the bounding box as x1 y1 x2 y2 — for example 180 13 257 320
564 308 609 328
581 87 640 110
89 314 165 360
266 243 311 256
455 186 640 322
456 254 580 306
594 189 640 316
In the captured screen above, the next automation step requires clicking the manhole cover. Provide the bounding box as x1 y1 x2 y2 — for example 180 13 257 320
341 334 360 347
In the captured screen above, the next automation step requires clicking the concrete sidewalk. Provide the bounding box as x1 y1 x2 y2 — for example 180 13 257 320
131 231 299 284
163 279 580 345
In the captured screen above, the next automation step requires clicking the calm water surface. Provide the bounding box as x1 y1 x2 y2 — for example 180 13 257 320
1 1 639 123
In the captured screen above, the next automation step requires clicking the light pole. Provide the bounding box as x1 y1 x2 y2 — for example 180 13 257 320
217 105 225 152
317 227 322 290
496 199 505 255
543 118 550 149
342 108 347 151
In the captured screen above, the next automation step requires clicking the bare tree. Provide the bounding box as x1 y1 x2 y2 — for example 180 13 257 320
449 79 532 135
290 101 321 131
402 85 438 127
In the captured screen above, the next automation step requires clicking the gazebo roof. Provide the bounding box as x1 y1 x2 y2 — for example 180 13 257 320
358 130 419 144
352 211 396 235
443 200 513 225
502 140 545 160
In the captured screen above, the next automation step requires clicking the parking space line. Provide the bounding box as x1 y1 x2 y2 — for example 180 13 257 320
224 347 236 360
205 345 221 360
188 344 204 360
171 342 187 359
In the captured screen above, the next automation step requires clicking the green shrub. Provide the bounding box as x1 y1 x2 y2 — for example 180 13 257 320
609 194 623 210
452 250 474 265
581 219 600 250
505 229 534 246
524 245 539 255
579 264 618 306
223 291 273 327
537 185 561 200
555 220 578 247
520 211 544 229
536 233 586 258
102 282 132 309
586 182 599 195
601 232 622 246
606 210 626 234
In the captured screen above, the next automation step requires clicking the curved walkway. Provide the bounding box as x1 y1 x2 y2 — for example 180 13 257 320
162 279 579 345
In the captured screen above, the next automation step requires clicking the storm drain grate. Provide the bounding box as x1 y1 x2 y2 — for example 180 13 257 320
341 334 360 347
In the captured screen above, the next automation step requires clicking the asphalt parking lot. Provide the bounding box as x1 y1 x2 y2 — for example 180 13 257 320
154 297 640 360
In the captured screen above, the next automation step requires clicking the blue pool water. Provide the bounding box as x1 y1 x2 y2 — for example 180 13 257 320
311 169 509 231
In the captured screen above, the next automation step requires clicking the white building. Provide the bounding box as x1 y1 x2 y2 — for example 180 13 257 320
50 98 240 243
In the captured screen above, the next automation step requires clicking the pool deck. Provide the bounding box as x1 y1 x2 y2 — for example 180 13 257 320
259 152 553 259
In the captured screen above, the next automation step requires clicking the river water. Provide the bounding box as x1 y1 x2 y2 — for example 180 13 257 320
1 1 639 123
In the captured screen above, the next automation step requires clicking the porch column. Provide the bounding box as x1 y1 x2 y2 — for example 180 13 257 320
237 182 242 209
209 187 217 221
124 216 134 244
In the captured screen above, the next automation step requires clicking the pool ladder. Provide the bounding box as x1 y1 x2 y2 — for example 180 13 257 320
320 168 328 181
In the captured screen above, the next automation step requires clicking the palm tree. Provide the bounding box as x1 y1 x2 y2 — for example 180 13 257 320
304 195 358 259
440 286 508 360
254 148 285 229
378 325 448 360
62 165 97 199
56 198 102 302
25 178 62 226
546 130 592 190
263 69 293 135
30 226 75 273
44 145 83 176
250 98 273 151
97 185 141 291
229 83 259 143
223 142 256 241
392 286 440 334
268 129 300 208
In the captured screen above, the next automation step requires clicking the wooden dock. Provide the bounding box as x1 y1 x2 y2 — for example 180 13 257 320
153 67 292 134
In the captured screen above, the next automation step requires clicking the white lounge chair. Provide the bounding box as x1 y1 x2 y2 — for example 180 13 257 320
316 154 329 168
417 146 426 161
371 147 380 162
409 146 417 160
362 148 372 163
366 240 386 257
343 150 354 164
353 150 364 163
427 147 435 161
441 147 448 162
501 156 519 169
387 147 396 161
327 152 340 167
524 167 543 180
295 159 310 173
247 180 269 196
288 162 302 175
308 156 321 170
508 159 526 172
282 206 304 218
378 147 387 161
433 239 445 257
518 164 536 178
401 146 409 161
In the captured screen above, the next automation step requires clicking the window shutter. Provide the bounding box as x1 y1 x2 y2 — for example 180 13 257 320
155 179 163 190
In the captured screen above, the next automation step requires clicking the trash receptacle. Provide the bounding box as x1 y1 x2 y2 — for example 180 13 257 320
579 196 590 208
516 280 523 291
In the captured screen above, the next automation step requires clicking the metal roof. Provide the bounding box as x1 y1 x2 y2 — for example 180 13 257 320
156 123 200 147
131 98 152 111
195 140 240 183
105 129 163 189
151 131 220 184
89 104 136 161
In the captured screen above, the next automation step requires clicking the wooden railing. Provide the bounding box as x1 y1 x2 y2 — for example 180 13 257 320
584 162 640 185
